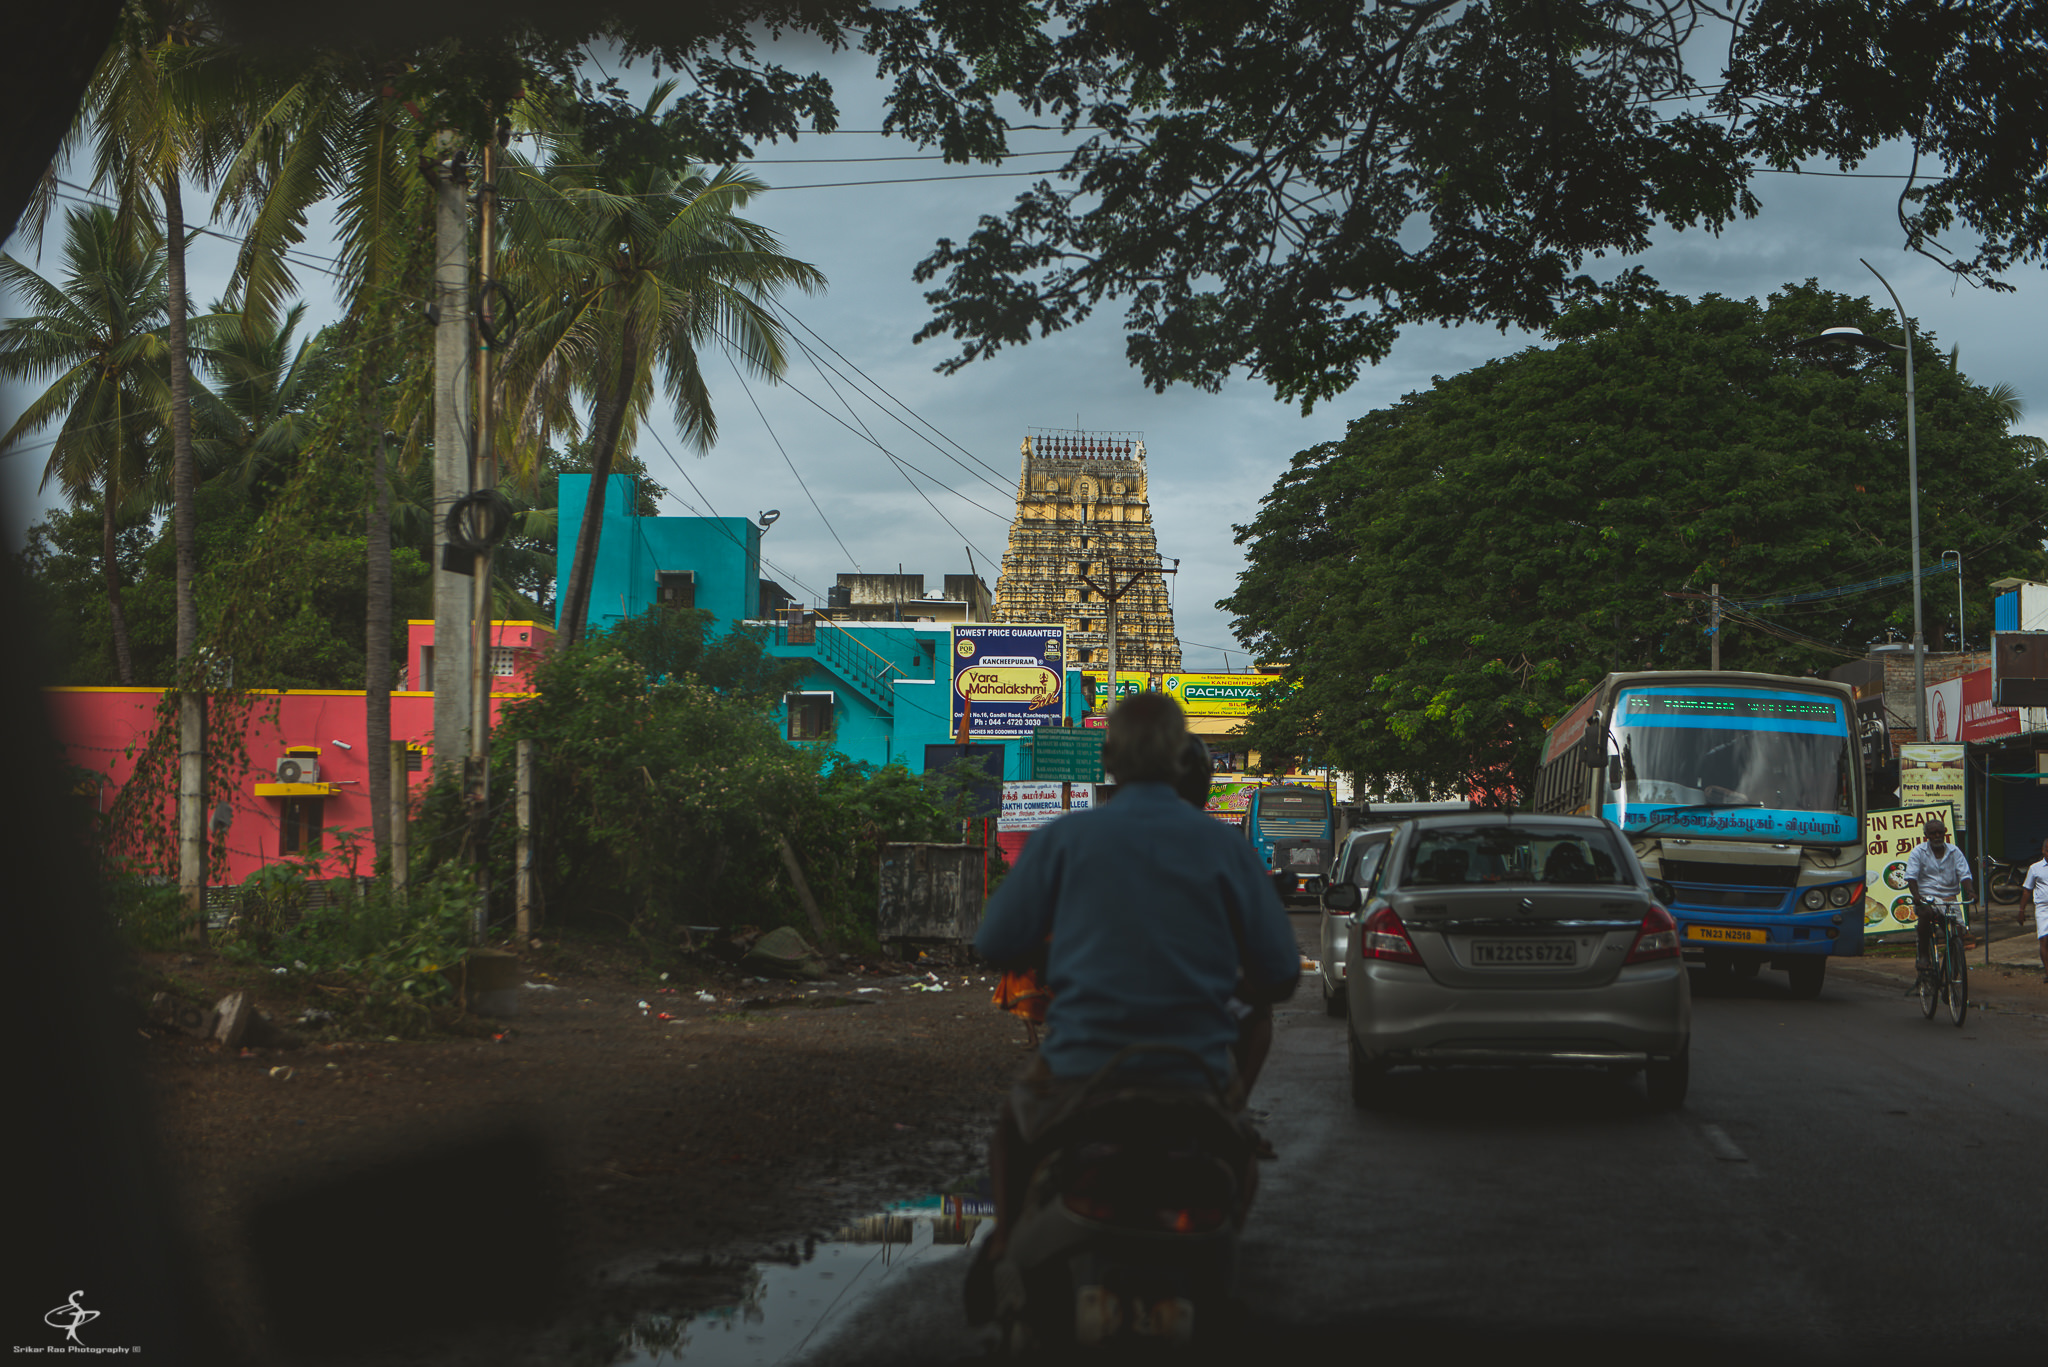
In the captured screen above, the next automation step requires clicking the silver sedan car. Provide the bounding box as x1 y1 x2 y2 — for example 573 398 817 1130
1330 813 1691 1108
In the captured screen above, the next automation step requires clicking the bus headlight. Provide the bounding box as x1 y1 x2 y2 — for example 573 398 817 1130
1801 888 1828 911
1827 885 1854 907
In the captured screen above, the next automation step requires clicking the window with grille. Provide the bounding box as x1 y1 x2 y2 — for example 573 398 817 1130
657 570 696 610
491 647 520 676
787 693 834 741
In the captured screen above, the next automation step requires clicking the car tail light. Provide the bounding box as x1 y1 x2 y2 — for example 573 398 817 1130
1361 905 1423 965
1625 905 1681 963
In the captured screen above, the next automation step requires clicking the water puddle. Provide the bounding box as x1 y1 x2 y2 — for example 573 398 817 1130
615 1194 992 1365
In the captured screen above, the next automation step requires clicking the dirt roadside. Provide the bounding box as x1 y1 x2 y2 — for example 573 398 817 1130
135 938 1030 1365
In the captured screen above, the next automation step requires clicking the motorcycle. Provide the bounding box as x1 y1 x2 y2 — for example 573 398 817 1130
989 1044 1256 1356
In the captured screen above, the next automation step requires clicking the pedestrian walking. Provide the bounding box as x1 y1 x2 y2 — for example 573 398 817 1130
2021 835 2048 980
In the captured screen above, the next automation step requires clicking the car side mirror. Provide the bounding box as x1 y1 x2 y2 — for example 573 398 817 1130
1649 879 1676 905
1323 884 1361 912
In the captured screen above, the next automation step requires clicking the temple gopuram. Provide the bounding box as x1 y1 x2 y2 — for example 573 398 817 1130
991 428 1182 681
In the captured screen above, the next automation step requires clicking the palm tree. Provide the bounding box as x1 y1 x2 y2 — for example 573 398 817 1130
499 93 825 646
190 301 336 490
0 205 172 684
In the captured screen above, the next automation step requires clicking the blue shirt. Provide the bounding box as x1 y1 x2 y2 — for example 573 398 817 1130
975 782 1301 1086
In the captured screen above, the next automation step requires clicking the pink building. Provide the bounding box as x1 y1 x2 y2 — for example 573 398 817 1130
45 620 554 886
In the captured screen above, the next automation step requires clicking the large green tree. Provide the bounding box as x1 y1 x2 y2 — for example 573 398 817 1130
885 1 2048 408
1225 284 2048 799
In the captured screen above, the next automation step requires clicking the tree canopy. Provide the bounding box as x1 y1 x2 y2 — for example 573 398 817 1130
894 1 2048 408
1224 284 2048 798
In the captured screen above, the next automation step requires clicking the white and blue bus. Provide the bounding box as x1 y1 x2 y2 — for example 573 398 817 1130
1245 784 1335 897
1534 671 1865 998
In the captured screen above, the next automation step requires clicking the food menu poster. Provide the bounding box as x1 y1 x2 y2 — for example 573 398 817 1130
1863 803 1960 934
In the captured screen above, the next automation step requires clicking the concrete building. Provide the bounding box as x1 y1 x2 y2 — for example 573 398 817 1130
820 572 992 623
991 429 1181 676
555 474 1076 777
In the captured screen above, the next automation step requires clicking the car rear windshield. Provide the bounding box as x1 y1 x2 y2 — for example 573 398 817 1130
1402 826 1630 887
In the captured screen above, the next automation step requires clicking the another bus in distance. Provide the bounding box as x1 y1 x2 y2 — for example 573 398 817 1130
1533 671 1865 998
1246 784 1335 897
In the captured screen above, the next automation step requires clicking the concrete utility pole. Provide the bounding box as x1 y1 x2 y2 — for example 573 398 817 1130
469 133 499 795
427 141 474 778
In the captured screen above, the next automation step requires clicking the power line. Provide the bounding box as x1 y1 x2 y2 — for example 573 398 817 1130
724 349 861 574
640 425 826 603
705 322 1014 527
778 325 1002 572
763 299 1017 495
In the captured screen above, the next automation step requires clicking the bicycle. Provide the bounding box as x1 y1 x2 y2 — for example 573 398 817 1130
1915 900 1969 1027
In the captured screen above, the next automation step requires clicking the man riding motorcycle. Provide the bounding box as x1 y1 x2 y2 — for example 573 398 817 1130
965 692 1300 1323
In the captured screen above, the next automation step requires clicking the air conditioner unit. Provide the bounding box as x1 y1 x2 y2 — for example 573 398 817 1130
275 756 320 784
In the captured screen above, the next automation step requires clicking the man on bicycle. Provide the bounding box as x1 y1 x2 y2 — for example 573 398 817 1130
1904 818 1974 989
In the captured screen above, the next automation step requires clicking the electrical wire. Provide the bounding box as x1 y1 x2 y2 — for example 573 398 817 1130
641 425 827 603
762 299 1017 495
723 349 862 574
705 321 1014 528
778 325 1002 572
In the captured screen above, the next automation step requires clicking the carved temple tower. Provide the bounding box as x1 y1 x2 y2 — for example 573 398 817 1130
991 428 1182 677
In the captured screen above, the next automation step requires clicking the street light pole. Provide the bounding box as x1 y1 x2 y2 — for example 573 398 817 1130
1806 258 1926 735
1942 550 1964 652
1862 260 1926 736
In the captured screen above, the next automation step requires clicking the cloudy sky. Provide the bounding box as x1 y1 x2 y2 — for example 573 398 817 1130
6 40 2045 670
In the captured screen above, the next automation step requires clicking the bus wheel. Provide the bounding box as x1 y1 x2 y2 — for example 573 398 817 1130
1786 958 1826 1000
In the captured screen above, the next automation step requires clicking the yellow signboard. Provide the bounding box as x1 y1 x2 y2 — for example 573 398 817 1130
1162 672 1285 717
1899 743 1966 831
1863 802 1959 934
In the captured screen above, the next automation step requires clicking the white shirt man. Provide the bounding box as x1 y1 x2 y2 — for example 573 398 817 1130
1903 820 1974 979
2021 836 2048 978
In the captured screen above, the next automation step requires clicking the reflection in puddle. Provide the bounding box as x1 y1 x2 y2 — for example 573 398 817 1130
618 1195 992 1365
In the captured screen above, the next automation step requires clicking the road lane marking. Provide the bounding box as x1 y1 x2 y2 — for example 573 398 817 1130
1699 1123 1751 1164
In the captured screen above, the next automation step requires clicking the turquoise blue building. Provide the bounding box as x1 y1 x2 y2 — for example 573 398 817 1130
558 474 1082 777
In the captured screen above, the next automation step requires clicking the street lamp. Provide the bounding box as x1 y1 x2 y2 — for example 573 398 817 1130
1802 258 1926 735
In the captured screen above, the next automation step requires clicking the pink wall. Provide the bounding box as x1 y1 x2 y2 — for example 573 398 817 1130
45 686 527 886
404 619 554 693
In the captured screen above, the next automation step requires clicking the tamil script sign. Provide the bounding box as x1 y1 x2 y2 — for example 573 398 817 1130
952 624 1065 738
1899 742 1967 831
998 781 1095 832
1029 726 1104 783
1925 667 2022 745
1163 672 1282 718
1864 802 1960 934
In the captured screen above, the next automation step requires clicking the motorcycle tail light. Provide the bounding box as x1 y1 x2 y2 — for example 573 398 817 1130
1159 1206 1227 1233
1361 905 1422 965
1625 905 1681 963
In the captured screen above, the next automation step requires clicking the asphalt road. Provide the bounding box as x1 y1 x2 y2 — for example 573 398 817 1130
791 914 2048 1365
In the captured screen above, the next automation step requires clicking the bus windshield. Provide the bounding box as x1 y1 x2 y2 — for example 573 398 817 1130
1604 686 1856 842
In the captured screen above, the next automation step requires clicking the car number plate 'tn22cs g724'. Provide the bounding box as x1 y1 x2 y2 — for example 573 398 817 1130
1470 941 1577 966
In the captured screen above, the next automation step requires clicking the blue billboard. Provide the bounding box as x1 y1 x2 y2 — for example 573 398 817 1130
951 624 1066 738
